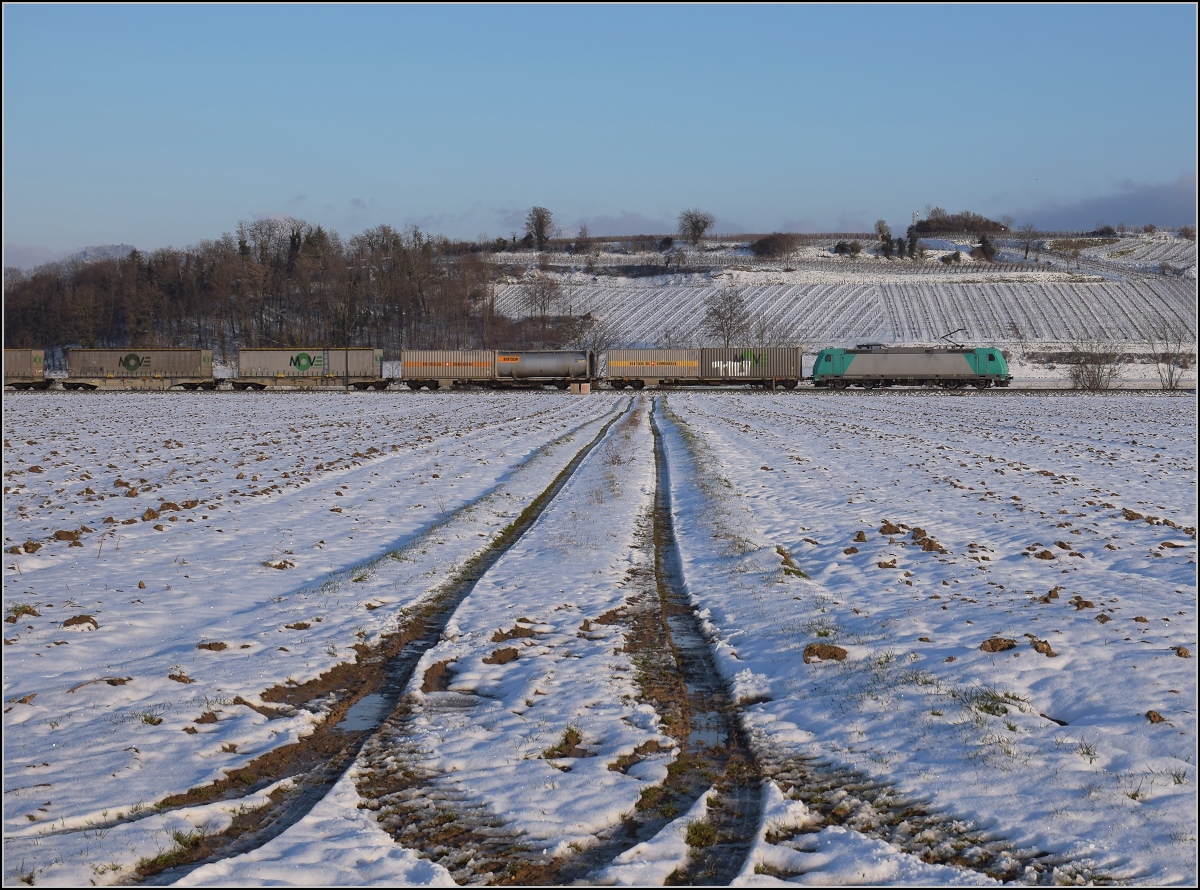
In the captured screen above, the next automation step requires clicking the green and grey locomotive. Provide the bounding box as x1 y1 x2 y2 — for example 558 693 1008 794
812 344 1011 390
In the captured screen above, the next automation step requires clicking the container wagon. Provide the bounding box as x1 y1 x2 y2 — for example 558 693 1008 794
4 348 50 390
606 347 803 389
399 350 594 390
812 344 1011 389
64 349 216 390
231 348 387 390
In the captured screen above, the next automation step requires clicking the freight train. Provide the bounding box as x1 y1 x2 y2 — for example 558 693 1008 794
4 344 1014 391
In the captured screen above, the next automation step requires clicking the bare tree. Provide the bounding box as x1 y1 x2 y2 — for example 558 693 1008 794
701 284 751 348
1150 320 1194 390
1017 223 1038 260
678 208 715 247
1007 321 1029 363
751 311 796 348
1067 340 1123 390
525 206 554 252
781 234 802 270
520 270 561 343
569 312 621 355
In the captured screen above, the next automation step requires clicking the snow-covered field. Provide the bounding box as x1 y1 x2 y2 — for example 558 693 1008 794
3 389 1196 886
658 391 1196 885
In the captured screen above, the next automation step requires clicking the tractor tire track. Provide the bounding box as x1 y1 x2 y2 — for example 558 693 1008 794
135 398 633 884
349 398 768 886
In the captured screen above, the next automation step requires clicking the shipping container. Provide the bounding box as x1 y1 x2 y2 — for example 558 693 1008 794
699 348 803 386
64 349 215 390
399 350 496 389
232 348 387 390
607 350 699 388
4 348 49 389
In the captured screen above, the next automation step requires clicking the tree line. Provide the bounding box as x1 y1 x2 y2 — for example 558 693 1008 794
3 206 730 361
2 219 542 362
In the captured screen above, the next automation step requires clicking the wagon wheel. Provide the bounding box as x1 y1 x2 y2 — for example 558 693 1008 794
632 379 645 390
782 379 797 390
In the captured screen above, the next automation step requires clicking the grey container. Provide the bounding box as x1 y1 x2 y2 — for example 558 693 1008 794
67 349 213 378
698 348 803 382
236 348 383 379
400 350 496 382
5 348 46 386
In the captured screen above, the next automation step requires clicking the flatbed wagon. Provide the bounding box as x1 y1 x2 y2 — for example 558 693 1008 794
230 348 388 390
63 349 218 390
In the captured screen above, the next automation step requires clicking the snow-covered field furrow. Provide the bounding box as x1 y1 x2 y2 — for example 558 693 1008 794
2 392 626 885
1086 238 1196 269
656 392 1196 885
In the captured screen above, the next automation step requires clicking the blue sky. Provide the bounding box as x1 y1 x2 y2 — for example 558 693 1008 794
3 4 1196 267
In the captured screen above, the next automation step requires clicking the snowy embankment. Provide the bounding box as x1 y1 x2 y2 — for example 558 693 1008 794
2 391 624 885
656 392 1196 885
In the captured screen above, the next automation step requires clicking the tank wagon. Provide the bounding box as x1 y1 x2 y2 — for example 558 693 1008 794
400 350 594 390
4 348 50 390
231 348 387 390
812 344 1011 389
606 347 803 389
64 349 216 390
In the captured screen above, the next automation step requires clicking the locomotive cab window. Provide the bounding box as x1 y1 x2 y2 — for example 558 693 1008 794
988 353 996 361
824 355 832 362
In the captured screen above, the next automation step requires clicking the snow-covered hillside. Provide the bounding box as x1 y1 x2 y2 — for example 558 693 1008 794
496 273 1194 347
491 232 1196 350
